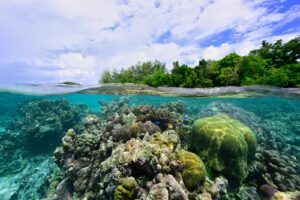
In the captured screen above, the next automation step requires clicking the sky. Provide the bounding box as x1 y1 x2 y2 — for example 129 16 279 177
0 0 299 85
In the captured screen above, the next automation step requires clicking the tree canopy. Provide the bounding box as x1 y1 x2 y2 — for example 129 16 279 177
100 36 300 88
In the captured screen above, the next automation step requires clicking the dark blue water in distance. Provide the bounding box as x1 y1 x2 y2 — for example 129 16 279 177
0 89 299 199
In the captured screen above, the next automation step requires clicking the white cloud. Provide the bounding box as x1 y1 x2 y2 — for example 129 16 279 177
51 53 98 84
202 32 300 60
100 43 201 71
54 53 96 70
0 0 299 84
202 41 258 60
203 43 233 60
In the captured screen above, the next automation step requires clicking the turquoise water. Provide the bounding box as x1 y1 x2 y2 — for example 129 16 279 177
0 91 300 199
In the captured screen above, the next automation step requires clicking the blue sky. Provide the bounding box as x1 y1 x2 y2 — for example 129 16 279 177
0 0 299 85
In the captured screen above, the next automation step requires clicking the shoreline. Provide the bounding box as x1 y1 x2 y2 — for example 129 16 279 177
80 83 300 98
0 83 300 98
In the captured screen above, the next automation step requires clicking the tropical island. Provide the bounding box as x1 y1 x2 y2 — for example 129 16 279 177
100 37 300 88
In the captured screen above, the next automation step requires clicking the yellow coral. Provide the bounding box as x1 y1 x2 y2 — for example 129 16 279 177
114 177 137 200
192 114 257 181
66 129 76 138
178 150 206 189
271 192 289 200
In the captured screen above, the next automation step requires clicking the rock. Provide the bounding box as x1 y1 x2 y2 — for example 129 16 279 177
204 176 228 199
147 183 169 200
54 178 72 200
260 184 278 200
236 186 260 200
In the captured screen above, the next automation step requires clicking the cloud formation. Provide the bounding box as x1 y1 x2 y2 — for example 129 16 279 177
0 0 299 84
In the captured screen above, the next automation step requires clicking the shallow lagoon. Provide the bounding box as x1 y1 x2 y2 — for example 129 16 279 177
0 85 300 200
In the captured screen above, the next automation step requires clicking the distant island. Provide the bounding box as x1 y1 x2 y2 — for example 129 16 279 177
100 36 300 88
59 81 81 86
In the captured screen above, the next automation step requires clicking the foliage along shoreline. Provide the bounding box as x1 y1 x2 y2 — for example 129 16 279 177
100 37 300 88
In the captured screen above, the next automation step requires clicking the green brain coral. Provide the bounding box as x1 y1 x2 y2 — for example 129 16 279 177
191 114 257 181
178 150 206 188
114 177 137 200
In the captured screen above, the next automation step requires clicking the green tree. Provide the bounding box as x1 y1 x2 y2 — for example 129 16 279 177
207 60 221 86
217 53 242 86
218 67 240 86
240 55 266 85
170 62 191 87
144 71 169 87
193 59 213 87
100 71 113 83
283 37 300 64
98 36 300 88
263 68 290 87
282 63 300 87
250 37 300 67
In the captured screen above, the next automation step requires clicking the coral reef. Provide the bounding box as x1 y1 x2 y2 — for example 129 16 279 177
2 90 300 200
99 97 130 118
54 115 105 196
178 150 206 189
132 105 179 130
114 177 137 200
203 176 229 199
0 99 89 200
260 185 300 200
191 114 257 181
199 102 300 193
49 103 210 199
2 97 294 200
7 99 88 153
253 148 300 191
160 100 185 114
48 100 300 199
0 156 58 200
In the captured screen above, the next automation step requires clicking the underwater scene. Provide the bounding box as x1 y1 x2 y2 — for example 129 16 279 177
0 88 300 200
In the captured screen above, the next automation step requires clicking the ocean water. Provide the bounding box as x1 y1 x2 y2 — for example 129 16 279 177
0 87 300 199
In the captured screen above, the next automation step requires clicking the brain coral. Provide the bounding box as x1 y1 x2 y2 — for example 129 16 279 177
178 150 206 188
192 114 257 181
